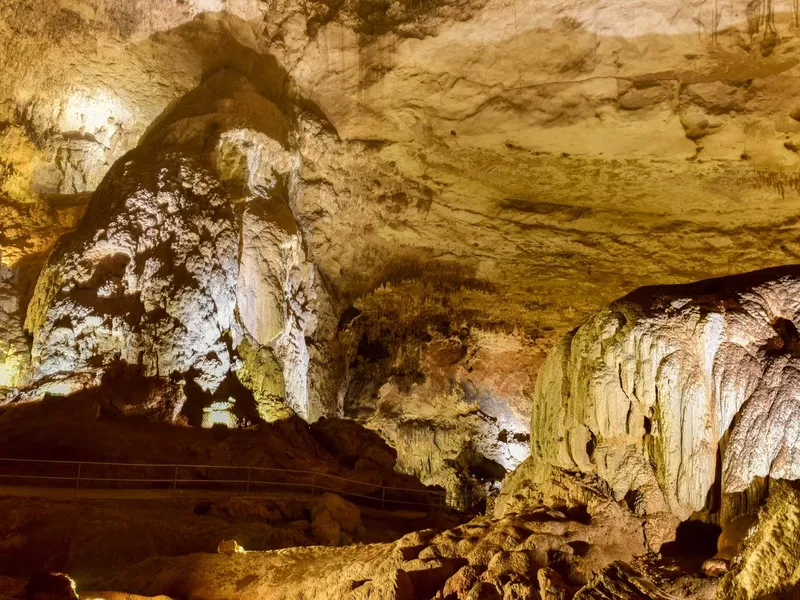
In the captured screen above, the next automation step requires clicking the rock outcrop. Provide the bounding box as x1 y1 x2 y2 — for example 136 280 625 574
99 495 655 600
718 480 800 599
25 148 239 399
349 330 537 508
8 0 800 364
17 68 340 422
0 256 27 393
530 266 800 528
8 0 800 520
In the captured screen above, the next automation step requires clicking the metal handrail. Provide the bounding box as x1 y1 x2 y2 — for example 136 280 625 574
0 456 449 509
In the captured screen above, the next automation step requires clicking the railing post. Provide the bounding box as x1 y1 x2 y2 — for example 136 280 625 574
246 468 251 493
381 485 386 510
172 465 178 492
74 463 82 498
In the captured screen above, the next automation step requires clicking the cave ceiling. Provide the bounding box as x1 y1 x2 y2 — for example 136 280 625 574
2 0 800 387
4 1 800 324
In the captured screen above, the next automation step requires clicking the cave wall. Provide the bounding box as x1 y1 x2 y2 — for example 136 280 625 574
5 0 800 507
529 266 800 529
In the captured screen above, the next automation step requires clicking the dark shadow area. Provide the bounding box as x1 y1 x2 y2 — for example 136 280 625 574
181 368 260 428
660 519 721 573
765 316 800 357
623 265 800 318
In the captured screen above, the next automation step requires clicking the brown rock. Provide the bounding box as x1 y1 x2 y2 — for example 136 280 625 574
81 594 173 600
311 493 361 534
482 550 536 585
311 509 341 546
537 567 570 600
573 562 677 599
216 539 245 554
442 565 482 598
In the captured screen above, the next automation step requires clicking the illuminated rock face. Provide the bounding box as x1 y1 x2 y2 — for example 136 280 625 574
0 255 28 391
21 70 340 421
25 149 239 395
531 266 800 523
8 0 800 374
347 327 538 508
8 0 800 508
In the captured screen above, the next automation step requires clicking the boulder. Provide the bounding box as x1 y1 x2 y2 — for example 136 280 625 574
311 509 341 547
481 550 536 585
311 493 361 534
442 565 482 598
216 539 245 554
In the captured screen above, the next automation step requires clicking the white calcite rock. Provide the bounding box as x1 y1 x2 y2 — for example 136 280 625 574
531 266 800 523
234 180 335 421
25 149 239 395
19 69 340 423
0 255 29 392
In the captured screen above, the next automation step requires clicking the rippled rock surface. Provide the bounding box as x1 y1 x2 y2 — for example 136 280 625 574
531 266 800 525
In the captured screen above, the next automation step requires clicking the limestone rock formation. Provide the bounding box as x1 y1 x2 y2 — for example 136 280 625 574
100 496 654 600
15 67 340 422
0 256 27 393
718 480 800 599
11 0 800 511
341 288 541 508
530 266 800 527
7 0 800 530
8 0 800 356
25 148 239 398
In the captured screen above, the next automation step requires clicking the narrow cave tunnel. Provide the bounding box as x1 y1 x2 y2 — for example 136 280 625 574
3 1 800 599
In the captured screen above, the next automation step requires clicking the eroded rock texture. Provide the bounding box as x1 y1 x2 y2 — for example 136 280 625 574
8 0 800 509
25 150 238 397
0 256 26 392
100 489 653 600
719 480 800 599
530 266 800 528
18 68 340 423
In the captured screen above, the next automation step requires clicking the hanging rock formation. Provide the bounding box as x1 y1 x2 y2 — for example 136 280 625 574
530 265 800 530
